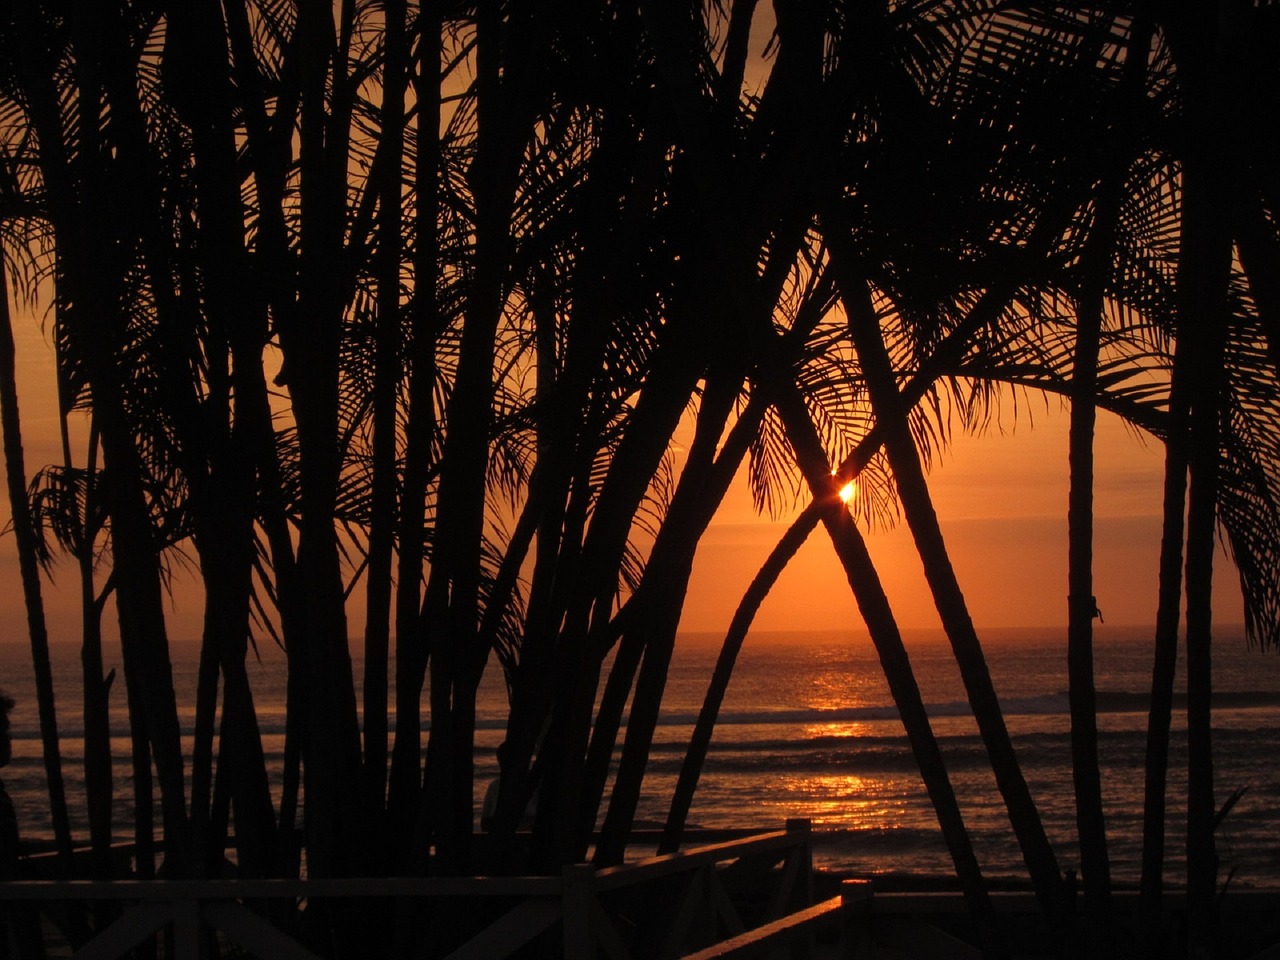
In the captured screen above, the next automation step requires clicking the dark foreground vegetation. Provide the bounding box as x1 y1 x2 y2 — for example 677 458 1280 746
1 2 1278 957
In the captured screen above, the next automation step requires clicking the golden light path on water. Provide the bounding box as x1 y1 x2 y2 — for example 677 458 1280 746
772 773 909 828
794 719 910 827
775 644 914 828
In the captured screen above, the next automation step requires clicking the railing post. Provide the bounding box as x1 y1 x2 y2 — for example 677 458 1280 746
783 819 814 960
173 898 206 960
562 863 598 960
840 878 873 959
784 818 814 908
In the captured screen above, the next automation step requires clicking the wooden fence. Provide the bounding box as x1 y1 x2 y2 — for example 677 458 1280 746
9 830 1278 959
0 820 826 960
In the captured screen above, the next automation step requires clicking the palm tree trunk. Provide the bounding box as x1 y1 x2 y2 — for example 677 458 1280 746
662 510 817 852
1184 395 1224 955
1138 335 1190 958
288 0 365 881
590 379 766 864
835 272 1068 924
419 0 538 872
0 263 75 870
122 663 156 879
771 378 1003 958
57 401 114 882
1181 241 1231 958
79 559 114 879
1164 6 1240 948
1067 292 1112 936
663 275 1043 850
361 0 409 868
1064 24 1151 934
191 620 221 875
386 6 443 863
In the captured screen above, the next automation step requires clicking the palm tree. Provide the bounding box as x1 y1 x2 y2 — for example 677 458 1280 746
386 1 445 868
1060 16 1154 939
4 0 193 874
359 0 408 857
5 23 1279 960
162 0 283 879
584 0 844 866
1175 19 1239 944
768 373 1003 956
0 238 75 871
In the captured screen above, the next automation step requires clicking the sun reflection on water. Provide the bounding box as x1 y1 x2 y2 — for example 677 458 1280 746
765 772 910 828
801 721 876 740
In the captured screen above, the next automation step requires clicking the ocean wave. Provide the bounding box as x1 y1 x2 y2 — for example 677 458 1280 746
1092 690 1280 712
10 690 1280 742
643 741 995 775
654 690 1280 727
654 696 1062 727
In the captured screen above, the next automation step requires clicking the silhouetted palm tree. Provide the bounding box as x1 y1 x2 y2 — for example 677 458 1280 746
3 18 1279 960
0 231 75 872
3 0 193 874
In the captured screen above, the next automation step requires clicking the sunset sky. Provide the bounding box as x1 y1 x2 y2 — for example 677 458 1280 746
684 403 1244 635
0 7 1248 655
0 296 1244 646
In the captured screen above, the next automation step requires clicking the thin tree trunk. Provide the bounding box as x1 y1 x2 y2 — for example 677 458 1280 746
835 271 1068 924
419 0 529 872
191 621 221 875
123 665 156 879
1064 22 1151 935
0 263 75 871
287 0 365 883
361 0 408 863
663 274 1043 849
386 5 443 864
1138 337 1190 958
1168 5 1239 949
1182 246 1231 958
1066 289 1112 939
662 510 817 852
1184 396 1223 955
591 378 757 865
771 377 1004 959
59 400 114 881
79 549 114 879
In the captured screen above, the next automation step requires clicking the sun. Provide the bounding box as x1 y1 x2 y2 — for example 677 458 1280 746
838 480 857 504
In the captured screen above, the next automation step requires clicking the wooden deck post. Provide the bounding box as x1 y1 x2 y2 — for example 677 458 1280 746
563 863 598 960
839 879 873 959
784 818 814 910
173 898 205 960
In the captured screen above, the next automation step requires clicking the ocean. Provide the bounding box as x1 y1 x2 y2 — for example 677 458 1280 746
2 626 1278 887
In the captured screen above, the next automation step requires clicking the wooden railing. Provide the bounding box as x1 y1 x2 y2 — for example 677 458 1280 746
679 885 1280 959
679 879 872 960
12 831 1276 959
0 820 819 960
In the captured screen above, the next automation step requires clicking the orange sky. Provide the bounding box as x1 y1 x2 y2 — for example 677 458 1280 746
0 297 1245 648
683 401 1244 635
3 11 1245 654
